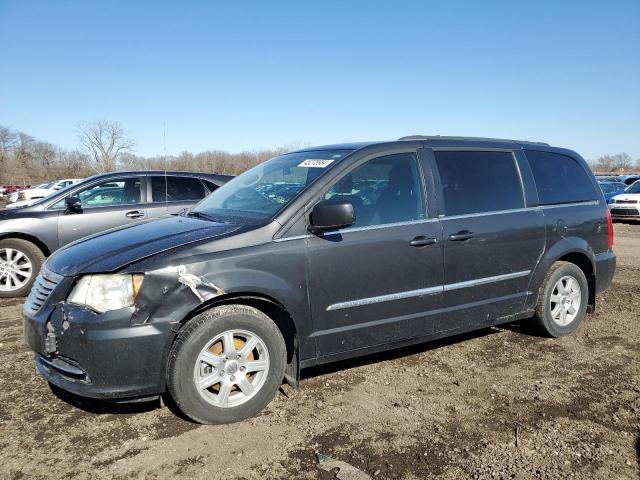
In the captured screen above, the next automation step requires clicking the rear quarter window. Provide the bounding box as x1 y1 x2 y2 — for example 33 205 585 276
525 150 597 205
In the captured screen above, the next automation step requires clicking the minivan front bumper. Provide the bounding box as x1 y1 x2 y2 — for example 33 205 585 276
23 301 175 400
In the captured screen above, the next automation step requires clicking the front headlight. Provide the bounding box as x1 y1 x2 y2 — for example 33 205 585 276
67 274 144 313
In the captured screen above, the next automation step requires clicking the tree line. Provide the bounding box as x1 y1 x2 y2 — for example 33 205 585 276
0 120 638 185
588 152 640 174
0 120 297 185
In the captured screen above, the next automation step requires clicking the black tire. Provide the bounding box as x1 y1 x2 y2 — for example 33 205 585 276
167 304 286 424
0 238 45 298
533 261 589 337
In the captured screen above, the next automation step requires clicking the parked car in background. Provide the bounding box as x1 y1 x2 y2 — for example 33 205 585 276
621 174 640 186
15 179 83 203
1 185 30 196
597 181 626 204
0 170 231 296
610 180 640 221
22 137 615 424
8 183 53 203
595 175 623 183
4 185 32 202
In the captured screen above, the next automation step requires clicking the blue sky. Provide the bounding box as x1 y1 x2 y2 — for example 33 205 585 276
1 1 639 160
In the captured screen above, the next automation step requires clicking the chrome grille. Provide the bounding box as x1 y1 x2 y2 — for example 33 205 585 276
25 266 63 314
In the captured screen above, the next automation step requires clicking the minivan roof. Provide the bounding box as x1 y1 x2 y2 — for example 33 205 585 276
290 136 568 156
397 135 550 146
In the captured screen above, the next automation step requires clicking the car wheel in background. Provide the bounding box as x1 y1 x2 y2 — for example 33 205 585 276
167 304 286 424
534 261 589 337
0 238 45 298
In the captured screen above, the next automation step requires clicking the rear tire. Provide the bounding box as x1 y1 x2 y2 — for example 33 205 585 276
0 238 45 298
167 305 286 424
533 261 588 337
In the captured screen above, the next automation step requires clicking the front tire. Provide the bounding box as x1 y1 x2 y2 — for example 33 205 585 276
0 238 45 298
167 305 286 424
533 261 589 337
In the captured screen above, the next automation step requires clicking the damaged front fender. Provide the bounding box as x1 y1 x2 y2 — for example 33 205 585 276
177 266 225 302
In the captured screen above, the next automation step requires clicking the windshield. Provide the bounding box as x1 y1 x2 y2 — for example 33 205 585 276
192 149 352 220
625 181 640 194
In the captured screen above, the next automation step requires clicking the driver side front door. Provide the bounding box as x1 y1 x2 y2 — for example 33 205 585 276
306 150 443 359
56 176 147 247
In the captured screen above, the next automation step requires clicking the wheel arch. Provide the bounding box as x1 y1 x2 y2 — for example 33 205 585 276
527 238 597 313
0 232 51 257
176 292 300 387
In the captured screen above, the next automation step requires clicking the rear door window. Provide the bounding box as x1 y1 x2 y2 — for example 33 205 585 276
434 151 524 216
525 150 597 205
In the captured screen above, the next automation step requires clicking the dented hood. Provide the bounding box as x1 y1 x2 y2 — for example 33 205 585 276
47 216 243 276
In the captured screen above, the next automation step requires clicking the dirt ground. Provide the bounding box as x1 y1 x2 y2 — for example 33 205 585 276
0 224 638 480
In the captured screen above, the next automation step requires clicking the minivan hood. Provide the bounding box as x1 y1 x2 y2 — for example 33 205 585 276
47 216 244 276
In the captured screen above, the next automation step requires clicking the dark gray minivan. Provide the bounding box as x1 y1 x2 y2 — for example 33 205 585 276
23 137 615 424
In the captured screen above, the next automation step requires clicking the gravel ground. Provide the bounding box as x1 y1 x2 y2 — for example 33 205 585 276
0 223 638 480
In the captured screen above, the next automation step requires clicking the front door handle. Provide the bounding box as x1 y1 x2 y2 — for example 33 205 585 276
125 210 145 219
409 236 437 247
448 231 474 241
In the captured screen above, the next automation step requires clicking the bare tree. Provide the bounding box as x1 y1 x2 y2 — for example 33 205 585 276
32 141 56 171
594 153 633 173
0 125 17 173
15 132 35 178
76 120 135 172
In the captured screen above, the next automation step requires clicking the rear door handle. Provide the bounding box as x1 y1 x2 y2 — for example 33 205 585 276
125 210 146 219
448 231 474 241
409 236 437 247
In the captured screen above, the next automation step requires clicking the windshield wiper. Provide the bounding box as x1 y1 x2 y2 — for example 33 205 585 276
185 211 217 222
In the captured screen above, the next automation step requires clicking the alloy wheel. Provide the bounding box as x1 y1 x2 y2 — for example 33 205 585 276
549 275 581 326
0 248 33 292
193 329 270 408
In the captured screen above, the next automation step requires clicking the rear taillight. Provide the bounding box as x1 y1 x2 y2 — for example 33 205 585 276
606 208 614 249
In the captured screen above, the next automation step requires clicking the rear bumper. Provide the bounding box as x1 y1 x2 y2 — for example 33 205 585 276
594 250 616 294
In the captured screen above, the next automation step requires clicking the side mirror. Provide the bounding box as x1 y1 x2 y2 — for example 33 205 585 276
65 196 82 212
308 199 356 233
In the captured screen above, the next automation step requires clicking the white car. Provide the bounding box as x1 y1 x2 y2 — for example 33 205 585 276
7 185 42 203
14 179 82 202
609 180 640 220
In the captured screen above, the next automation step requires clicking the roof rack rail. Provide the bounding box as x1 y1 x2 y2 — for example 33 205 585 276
398 135 550 146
